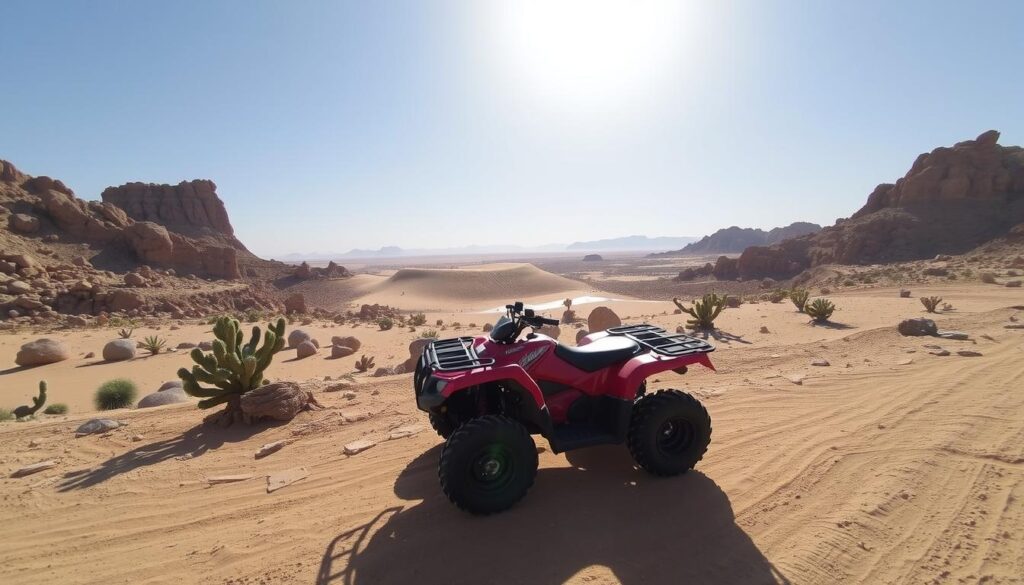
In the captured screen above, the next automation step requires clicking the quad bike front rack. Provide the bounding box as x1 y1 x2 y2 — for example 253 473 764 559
606 324 715 357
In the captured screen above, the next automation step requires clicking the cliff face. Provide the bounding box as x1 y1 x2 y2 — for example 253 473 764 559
0 160 242 279
101 180 236 238
735 130 1024 280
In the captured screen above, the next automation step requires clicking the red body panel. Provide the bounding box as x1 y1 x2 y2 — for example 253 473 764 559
436 330 715 424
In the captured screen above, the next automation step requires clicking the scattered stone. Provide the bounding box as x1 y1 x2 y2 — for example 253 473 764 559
123 272 146 287
760 326 770 334
897 318 937 337
84 351 95 359
787 374 805 385
102 339 137 361
296 340 318 359
331 344 356 359
1006 280 1022 288
936 331 969 340
342 411 371 423
811 359 830 366
75 418 122 436
896 358 914 365
343 439 377 455
137 387 189 408
15 338 71 367
899 289 912 298
928 349 951 356
177 342 197 349
267 467 309 493
208 474 253 485
10 461 56 478
342 391 358 400
131 434 145 442
255 440 287 459
957 350 983 357
1005 324 1024 329
388 425 424 440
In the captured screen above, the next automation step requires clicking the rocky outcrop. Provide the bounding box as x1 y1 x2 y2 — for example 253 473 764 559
735 131 1024 279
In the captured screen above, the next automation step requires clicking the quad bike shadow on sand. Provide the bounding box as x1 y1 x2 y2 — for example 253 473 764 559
318 445 790 585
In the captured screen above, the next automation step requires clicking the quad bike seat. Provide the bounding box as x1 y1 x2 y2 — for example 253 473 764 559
554 336 643 372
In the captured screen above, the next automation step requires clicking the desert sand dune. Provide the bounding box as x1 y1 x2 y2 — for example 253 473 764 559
2 301 1022 584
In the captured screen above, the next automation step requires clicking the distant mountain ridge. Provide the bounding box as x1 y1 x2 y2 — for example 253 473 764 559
281 234 698 261
652 222 822 256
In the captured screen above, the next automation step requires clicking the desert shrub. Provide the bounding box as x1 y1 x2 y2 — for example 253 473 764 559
95 379 138 410
673 293 727 330
790 289 810 312
354 355 376 373
118 327 134 339
409 313 427 326
980 271 997 284
44 403 68 415
0 409 13 422
377 317 394 331
435 319 444 326
563 298 573 309
420 329 439 338
920 296 943 313
805 298 836 323
141 335 167 355
725 296 742 308
452 322 462 328
244 309 263 323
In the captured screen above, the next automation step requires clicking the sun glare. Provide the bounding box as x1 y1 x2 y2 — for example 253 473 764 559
480 0 693 116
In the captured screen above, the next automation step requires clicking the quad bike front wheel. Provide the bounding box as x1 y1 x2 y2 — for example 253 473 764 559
429 411 457 439
439 415 538 515
627 389 711 476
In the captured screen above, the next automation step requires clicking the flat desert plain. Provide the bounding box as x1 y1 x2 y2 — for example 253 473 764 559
1 267 1023 585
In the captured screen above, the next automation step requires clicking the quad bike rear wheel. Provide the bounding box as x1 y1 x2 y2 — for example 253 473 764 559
439 415 538 515
627 389 711 476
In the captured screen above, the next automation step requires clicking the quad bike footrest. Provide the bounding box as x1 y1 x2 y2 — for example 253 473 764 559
548 424 619 454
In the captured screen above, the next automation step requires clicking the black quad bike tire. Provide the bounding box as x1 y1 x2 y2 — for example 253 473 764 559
627 389 712 476
429 411 457 439
439 415 538 515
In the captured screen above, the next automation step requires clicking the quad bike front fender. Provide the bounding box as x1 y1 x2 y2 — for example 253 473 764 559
415 363 546 411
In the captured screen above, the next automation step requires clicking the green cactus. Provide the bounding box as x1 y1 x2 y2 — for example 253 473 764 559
920 296 942 313
178 316 286 424
806 298 836 323
673 293 728 330
13 381 48 419
790 289 810 312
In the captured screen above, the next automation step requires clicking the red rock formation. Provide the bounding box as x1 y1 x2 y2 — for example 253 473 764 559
101 180 236 237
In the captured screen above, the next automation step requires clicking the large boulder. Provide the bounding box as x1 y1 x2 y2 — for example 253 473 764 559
331 336 361 351
123 272 146 287
137 386 190 408
288 329 312 348
10 213 40 234
107 289 144 312
296 340 319 359
587 306 621 332
124 221 174 265
331 344 356 358
15 338 70 366
102 339 137 362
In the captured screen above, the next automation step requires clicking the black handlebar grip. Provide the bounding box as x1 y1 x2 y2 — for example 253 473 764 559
542 317 559 326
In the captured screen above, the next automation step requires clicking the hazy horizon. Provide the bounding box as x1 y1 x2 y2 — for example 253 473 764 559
2 1 1022 258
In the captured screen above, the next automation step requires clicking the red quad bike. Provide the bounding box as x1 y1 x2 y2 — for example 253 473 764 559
413 301 716 514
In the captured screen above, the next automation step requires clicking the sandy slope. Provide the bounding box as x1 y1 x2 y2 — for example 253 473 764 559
1 286 1023 584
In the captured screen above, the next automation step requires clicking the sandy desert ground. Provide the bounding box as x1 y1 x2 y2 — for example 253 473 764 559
1 265 1023 585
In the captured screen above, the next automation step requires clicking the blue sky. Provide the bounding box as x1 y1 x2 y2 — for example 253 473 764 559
2 1 1022 257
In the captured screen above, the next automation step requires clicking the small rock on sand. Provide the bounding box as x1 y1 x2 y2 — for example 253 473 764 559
208 474 253 485
928 349 951 356
344 439 377 455
267 467 309 493
255 440 287 459
787 374 805 385
937 331 969 340
10 460 56 478
811 359 830 366
896 358 914 365
388 425 424 440
956 350 983 357
75 419 122 436
342 411 371 423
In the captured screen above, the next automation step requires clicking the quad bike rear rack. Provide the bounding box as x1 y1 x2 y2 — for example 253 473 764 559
606 324 715 357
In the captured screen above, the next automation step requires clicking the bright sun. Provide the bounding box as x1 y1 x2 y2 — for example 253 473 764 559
480 0 693 115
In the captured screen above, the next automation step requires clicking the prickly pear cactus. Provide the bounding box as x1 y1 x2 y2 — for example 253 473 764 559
178 316 286 426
